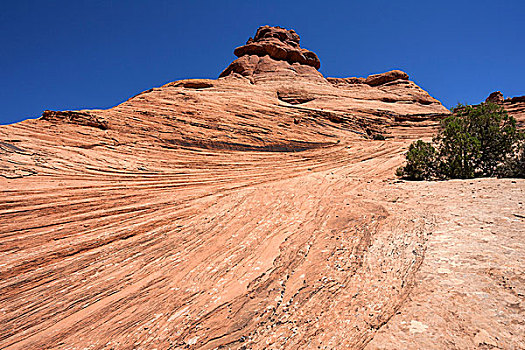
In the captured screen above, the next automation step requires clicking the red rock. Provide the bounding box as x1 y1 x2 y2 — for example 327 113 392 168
478 92 525 128
219 54 261 78
365 70 409 86
508 95 525 103
2 26 522 350
326 77 367 86
169 79 214 89
220 25 321 79
276 87 316 104
41 110 108 130
233 26 320 69
485 91 504 104
503 95 525 128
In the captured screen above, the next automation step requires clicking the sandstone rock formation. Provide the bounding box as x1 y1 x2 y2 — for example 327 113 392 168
364 70 409 86
483 91 525 128
485 90 504 104
220 25 320 79
327 70 410 88
0 26 523 349
41 110 109 130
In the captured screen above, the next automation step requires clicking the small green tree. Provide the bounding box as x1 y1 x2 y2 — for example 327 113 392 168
397 102 522 180
500 140 525 177
435 112 481 178
396 140 437 180
441 103 519 177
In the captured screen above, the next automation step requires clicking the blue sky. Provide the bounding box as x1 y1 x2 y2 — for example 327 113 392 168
1 0 523 124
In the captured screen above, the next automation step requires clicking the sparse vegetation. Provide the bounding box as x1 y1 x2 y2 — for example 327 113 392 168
500 140 525 178
395 140 437 180
397 102 524 180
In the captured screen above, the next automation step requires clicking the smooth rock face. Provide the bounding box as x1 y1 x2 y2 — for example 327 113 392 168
0 26 523 350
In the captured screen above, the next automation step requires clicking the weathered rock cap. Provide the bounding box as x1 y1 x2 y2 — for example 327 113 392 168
365 70 409 86
168 79 214 89
232 25 321 70
327 70 410 87
485 91 525 104
485 91 504 104
508 95 525 103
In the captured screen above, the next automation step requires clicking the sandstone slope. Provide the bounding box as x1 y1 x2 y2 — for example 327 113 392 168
0 26 523 349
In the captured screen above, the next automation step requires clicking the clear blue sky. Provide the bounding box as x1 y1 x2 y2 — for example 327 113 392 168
1 0 523 124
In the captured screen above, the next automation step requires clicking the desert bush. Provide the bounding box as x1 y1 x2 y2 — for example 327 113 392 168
397 102 523 180
396 140 437 180
500 140 525 177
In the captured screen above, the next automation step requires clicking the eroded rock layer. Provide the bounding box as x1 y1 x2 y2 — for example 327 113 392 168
1 26 522 350
221 25 321 78
485 91 525 128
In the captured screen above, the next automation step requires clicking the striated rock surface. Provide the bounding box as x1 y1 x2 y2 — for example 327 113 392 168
503 95 525 128
0 26 523 349
365 179 524 350
41 110 109 130
327 70 410 88
217 27 449 141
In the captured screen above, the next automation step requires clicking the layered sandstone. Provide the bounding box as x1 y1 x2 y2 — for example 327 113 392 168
220 25 320 79
485 91 525 128
0 26 522 350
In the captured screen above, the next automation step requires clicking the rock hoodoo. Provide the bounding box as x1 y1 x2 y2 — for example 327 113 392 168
233 26 320 69
219 25 322 80
227 25 319 70
217 26 449 132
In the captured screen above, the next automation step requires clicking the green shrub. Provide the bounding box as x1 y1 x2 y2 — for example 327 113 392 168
396 140 438 180
500 140 525 177
443 103 519 177
397 102 523 180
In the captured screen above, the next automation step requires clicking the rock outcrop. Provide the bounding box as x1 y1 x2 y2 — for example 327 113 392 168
217 25 449 139
483 91 525 127
219 26 327 84
220 25 320 80
508 95 525 103
326 76 366 86
41 110 109 130
235 26 320 69
486 91 504 104
326 70 410 87
365 70 409 86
